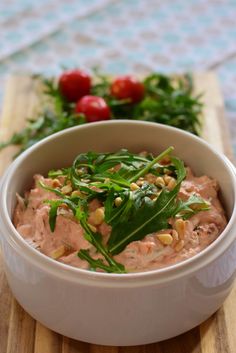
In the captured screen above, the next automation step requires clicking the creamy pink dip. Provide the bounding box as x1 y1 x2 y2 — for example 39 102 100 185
14 168 227 272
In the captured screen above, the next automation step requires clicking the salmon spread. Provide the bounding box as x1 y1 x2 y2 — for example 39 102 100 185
13 148 227 273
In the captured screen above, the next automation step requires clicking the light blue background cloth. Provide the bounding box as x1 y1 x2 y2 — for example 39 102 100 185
0 0 236 154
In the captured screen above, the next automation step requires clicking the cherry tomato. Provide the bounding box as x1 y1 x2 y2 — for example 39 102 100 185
110 75 145 103
75 95 111 122
59 69 91 102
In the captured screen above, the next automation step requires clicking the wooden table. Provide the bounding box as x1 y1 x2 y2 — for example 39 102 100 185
0 73 235 353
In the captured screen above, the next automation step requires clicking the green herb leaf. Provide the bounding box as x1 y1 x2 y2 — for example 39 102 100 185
46 200 64 231
78 249 126 273
77 213 125 273
174 194 210 219
128 146 174 182
107 156 186 255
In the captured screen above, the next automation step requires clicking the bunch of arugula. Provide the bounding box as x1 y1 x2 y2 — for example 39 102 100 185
40 148 209 273
0 72 202 157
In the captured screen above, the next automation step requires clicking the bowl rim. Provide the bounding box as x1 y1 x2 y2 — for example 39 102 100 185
1 120 236 287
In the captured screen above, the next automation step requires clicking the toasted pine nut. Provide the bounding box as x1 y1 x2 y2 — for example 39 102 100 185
155 177 165 187
137 180 145 187
71 190 82 197
167 178 176 190
114 197 122 207
174 219 186 240
60 203 68 209
130 182 140 191
50 245 66 259
145 173 156 183
172 229 179 241
157 233 173 245
163 175 172 185
174 240 185 252
61 184 72 194
93 207 105 225
52 179 61 188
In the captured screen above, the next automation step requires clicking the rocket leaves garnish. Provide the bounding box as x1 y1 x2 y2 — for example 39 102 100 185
77 216 126 273
78 249 125 273
107 156 186 254
40 148 209 273
174 194 210 219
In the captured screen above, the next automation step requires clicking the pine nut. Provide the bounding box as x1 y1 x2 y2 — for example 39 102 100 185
60 203 68 209
155 176 165 187
93 207 105 225
50 245 66 259
175 240 185 252
114 197 122 207
167 178 177 190
157 233 173 245
174 219 186 240
145 173 156 183
137 180 145 187
71 190 82 197
130 182 140 191
163 175 172 185
52 179 61 188
61 184 72 194
172 229 179 241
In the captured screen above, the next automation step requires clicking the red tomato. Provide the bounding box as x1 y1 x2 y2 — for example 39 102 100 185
110 75 145 103
75 95 111 122
59 69 91 102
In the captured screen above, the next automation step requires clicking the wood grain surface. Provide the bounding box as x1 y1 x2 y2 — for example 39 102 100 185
0 73 235 353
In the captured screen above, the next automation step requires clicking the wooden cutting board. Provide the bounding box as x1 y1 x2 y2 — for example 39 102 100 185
0 73 235 353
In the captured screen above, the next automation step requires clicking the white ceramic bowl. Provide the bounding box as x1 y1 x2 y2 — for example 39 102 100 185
0 120 236 346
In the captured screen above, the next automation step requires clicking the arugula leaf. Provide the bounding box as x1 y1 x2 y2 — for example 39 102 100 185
170 156 186 183
108 186 177 255
107 156 186 255
76 212 125 273
105 190 134 226
48 168 71 178
38 181 65 198
174 194 210 219
129 146 174 182
45 198 81 231
47 200 63 231
78 249 125 273
44 189 125 272
104 183 156 227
